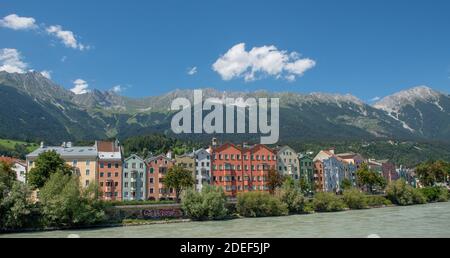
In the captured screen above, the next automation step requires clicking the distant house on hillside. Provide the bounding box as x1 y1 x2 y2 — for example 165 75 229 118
0 156 27 183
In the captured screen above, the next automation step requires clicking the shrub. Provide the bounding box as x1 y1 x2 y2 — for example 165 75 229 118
237 192 288 217
420 187 449 203
343 188 368 209
39 172 106 227
386 180 426 206
278 181 307 214
313 192 347 212
0 182 36 230
365 195 392 207
181 186 229 221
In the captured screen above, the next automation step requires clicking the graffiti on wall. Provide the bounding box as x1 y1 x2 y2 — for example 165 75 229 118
141 208 183 219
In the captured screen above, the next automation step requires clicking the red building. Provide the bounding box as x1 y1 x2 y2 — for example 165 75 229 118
97 140 123 201
146 153 176 201
211 143 277 197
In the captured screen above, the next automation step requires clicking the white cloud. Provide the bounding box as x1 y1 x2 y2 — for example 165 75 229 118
40 70 52 79
212 43 316 82
187 66 198 75
0 48 28 73
46 25 87 51
71 79 90 95
0 14 37 30
111 85 123 93
370 96 381 102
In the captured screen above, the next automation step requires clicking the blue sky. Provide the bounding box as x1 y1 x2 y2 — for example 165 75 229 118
0 0 449 101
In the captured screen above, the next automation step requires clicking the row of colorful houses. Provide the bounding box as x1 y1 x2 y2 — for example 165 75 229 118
13 139 419 201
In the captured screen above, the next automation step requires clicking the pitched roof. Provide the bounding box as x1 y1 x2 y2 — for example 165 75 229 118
27 146 98 158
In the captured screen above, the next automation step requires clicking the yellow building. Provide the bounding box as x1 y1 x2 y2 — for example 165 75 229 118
175 152 196 176
26 142 98 188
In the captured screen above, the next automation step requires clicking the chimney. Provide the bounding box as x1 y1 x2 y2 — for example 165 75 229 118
40 142 44 148
62 142 66 148
166 151 173 159
212 138 218 148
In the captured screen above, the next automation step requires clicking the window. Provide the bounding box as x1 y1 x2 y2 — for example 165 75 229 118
124 182 129 188
125 192 129 197
114 192 118 197
124 173 128 178
124 163 128 169
115 172 119 177
86 169 90 176
73 160 78 166
115 163 119 169
85 180 90 187
86 160 90 166
150 188 154 194
107 172 112 178
100 163 104 168
150 178 154 184
115 182 119 187
100 172 104 177
140 172 143 178
132 163 136 169
108 163 112 168
29 161 33 166
150 167 155 174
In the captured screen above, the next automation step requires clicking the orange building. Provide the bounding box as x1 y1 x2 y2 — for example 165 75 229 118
97 140 123 201
314 160 325 192
146 154 176 201
211 143 277 197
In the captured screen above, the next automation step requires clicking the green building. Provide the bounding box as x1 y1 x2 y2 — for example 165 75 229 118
299 154 314 193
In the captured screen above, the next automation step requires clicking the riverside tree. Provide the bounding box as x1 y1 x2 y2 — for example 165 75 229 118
39 171 106 227
164 165 195 203
415 160 449 187
356 163 387 193
28 151 74 189
267 168 285 195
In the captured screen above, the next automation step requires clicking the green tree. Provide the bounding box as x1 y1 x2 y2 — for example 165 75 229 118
237 191 288 217
0 182 35 230
356 163 387 193
386 180 427 206
266 168 285 195
164 165 195 203
416 160 449 187
313 192 347 212
343 188 367 209
278 179 307 214
39 172 106 227
28 151 74 189
0 161 16 189
341 178 353 191
181 185 229 220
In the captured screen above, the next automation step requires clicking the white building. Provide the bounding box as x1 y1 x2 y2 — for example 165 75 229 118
13 161 27 183
194 148 212 192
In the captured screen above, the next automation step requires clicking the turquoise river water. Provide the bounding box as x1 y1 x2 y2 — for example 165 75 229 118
2 202 450 238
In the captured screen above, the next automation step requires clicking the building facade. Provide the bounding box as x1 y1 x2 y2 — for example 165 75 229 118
123 154 147 201
194 148 212 192
26 142 98 188
0 157 27 183
299 155 315 191
211 143 277 197
147 154 176 201
97 140 123 201
277 146 300 180
313 160 325 192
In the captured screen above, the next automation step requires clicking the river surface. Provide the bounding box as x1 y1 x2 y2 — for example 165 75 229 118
2 202 450 238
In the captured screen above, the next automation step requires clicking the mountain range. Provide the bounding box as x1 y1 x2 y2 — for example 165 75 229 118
0 71 449 145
